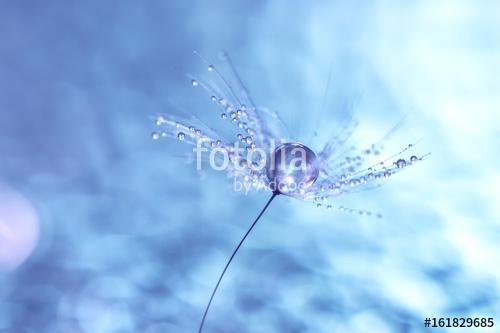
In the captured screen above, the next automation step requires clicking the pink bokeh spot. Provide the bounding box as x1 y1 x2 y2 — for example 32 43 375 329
0 184 39 272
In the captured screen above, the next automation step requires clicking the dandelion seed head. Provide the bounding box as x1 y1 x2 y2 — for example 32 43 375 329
153 52 428 217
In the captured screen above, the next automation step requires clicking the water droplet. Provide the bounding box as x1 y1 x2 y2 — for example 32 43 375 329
367 173 374 180
155 115 166 126
395 158 406 168
408 143 413 148
316 203 322 208
237 109 243 116
177 132 185 140
410 155 418 162
189 126 195 132
237 134 243 140
161 131 167 137
216 140 222 146
191 79 198 87
208 65 214 71
245 136 253 144
211 96 217 102
195 129 201 136
229 111 237 118
151 132 160 140
221 113 227 119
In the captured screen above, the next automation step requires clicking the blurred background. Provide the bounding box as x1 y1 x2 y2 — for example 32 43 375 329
1 0 499 332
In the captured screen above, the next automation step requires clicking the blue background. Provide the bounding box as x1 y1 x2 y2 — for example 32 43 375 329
1 1 499 332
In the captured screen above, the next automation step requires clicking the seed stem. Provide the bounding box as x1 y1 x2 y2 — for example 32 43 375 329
198 192 279 332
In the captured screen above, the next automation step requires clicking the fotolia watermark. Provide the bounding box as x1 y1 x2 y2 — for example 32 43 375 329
192 139 318 194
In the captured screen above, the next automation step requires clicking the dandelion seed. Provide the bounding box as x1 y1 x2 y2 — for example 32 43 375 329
153 51 428 332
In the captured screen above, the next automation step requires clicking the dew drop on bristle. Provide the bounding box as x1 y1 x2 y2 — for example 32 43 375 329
395 159 406 168
155 115 166 126
177 132 185 140
151 132 160 140
189 126 195 132
211 96 217 102
221 113 227 119
208 65 214 71
410 155 418 162
191 79 198 87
